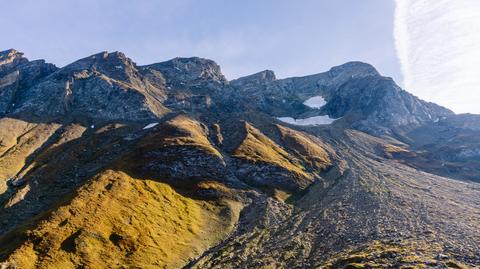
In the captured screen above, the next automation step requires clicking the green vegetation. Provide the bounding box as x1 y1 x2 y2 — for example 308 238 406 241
233 122 308 177
2 170 239 269
320 240 469 269
276 124 332 170
139 115 222 157
0 118 61 194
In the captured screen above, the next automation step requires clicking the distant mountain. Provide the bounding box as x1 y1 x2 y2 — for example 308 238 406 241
0 49 479 269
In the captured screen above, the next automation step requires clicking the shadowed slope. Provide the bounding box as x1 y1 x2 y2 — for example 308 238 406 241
0 49 480 268
232 122 317 192
276 124 334 170
233 122 305 175
0 116 243 268
190 130 480 268
13 51 170 121
0 118 62 194
1 170 240 269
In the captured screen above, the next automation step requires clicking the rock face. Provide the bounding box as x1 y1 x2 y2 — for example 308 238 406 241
0 49 58 115
0 50 453 132
229 62 453 136
12 51 170 121
230 70 276 88
144 57 227 88
0 49 479 269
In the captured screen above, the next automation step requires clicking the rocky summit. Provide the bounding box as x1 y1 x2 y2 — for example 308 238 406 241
0 49 479 269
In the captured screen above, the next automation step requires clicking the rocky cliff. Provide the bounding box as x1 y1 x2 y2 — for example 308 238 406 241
0 49 479 269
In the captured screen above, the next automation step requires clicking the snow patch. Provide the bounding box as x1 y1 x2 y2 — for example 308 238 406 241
277 95 336 126
303 96 327 109
143 123 159 129
277 115 337 126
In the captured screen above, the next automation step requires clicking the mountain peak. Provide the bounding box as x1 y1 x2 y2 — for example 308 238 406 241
1 48 480 269
246 69 276 81
329 61 380 79
144 56 227 87
0 49 28 68
64 51 135 71
230 70 276 87
0 48 21 57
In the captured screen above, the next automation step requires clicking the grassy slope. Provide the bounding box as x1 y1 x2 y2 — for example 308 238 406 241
276 124 333 170
190 129 480 268
233 122 307 177
2 170 239 269
1 114 477 268
139 114 221 157
0 115 242 268
320 240 469 269
0 118 61 194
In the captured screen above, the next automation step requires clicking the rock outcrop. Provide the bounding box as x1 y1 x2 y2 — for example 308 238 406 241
12 51 170 121
0 49 58 115
0 49 479 269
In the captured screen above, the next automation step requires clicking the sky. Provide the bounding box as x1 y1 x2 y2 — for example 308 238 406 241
394 0 480 114
1 0 399 80
2 0 479 113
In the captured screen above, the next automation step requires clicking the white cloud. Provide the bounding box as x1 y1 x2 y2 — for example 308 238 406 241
394 0 480 114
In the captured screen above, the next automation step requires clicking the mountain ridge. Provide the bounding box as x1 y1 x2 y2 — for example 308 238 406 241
0 49 479 268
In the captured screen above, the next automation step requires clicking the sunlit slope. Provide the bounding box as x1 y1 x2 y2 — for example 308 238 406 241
0 115 242 268
0 118 61 194
320 240 470 269
1 170 239 269
138 114 221 157
118 114 228 184
233 122 303 173
2 48 480 268
276 124 334 170
191 129 480 268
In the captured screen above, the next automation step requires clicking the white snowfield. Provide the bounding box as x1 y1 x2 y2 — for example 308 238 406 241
277 95 337 126
143 123 159 129
277 116 336 126
303 96 327 109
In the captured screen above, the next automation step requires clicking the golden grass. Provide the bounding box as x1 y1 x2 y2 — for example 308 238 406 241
139 115 221 157
319 240 469 269
276 124 332 170
24 124 86 167
0 119 61 194
384 144 410 154
273 189 292 202
197 180 232 195
2 170 239 269
233 122 307 177
0 118 31 156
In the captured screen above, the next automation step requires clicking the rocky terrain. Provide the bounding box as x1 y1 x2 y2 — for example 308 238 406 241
0 48 479 268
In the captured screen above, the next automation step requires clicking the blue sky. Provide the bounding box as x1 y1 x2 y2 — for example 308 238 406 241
2 0 400 81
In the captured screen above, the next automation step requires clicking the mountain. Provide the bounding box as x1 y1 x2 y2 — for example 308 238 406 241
0 49 479 269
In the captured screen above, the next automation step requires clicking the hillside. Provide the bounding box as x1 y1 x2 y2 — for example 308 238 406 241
0 49 479 268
